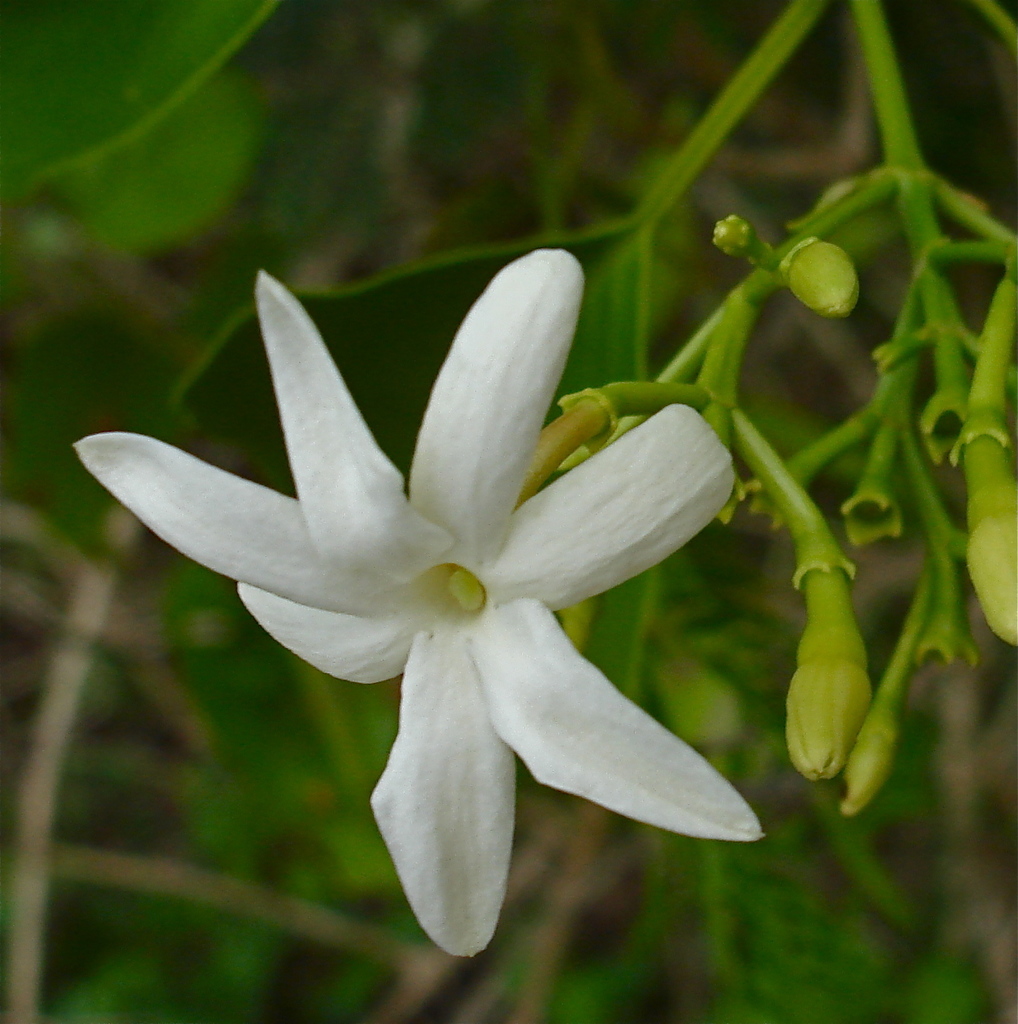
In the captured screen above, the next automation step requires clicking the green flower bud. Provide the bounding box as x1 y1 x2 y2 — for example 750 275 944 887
711 215 777 269
787 569 872 780
967 513 1017 645
781 238 859 318
786 659 872 780
712 215 755 257
963 435 1017 646
840 715 898 816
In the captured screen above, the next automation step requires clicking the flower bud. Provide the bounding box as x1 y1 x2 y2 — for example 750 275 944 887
712 215 755 257
781 238 859 318
963 435 1017 646
786 658 871 780
967 513 1017 645
840 715 898 816
787 569 871 780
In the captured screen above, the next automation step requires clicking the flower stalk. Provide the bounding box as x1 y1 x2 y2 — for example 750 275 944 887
731 410 870 780
901 428 979 664
841 418 903 545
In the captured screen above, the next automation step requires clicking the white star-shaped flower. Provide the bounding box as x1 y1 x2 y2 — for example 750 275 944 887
76 249 760 955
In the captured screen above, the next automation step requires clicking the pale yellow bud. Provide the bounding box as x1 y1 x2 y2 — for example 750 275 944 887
782 239 859 319
786 659 871 780
712 215 755 257
840 716 898 816
967 513 1017 645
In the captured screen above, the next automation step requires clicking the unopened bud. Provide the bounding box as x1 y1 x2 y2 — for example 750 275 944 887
712 215 755 257
711 215 777 269
781 238 859 318
967 513 1017 645
962 435 1017 646
786 659 871 780
840 715 898 816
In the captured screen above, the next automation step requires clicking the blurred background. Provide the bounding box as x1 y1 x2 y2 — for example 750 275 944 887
2 1 1015 1021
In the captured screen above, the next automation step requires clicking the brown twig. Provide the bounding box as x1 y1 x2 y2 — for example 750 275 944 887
507 802 611 1024
5 511 137 1024
936 657 1018 1024
47 843 432 969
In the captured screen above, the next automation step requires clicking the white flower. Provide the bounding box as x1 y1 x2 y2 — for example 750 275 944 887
75 249 761 956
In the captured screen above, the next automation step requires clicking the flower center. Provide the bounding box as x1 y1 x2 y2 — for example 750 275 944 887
442 563 487 612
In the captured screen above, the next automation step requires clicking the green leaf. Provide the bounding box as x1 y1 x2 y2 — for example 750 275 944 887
1 0 277 201
7 311 178 548
560 226 654 395
583 570 661 700
53 70 264 255
181 226 630 489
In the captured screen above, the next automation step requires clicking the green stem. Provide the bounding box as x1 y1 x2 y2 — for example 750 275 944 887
840 571 933 816
934 177 1018 245
732 409 855 585
872 573 932 720
967 267 1018 415
786 411 878 485
851 0 925 169
656 307 724 384
956 0 1018 58
638 0 831 223
900 429 979 664
928 240 1013 266
696 287 769 408
517 400 611 505
597 381 711 416
842 417 903 545
897 178 973 460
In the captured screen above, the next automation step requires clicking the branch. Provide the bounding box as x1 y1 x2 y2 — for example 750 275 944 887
5 511 137 1024
47 843 431 968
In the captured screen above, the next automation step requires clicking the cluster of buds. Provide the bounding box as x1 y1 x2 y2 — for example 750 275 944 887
713 214 859 318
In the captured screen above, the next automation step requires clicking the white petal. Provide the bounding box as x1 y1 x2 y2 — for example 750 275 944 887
409 250 584 566
371 629 515 956
75 432 358 613
485 406 733 610
238 583 422 683
471 600 761 841
256 272 452 583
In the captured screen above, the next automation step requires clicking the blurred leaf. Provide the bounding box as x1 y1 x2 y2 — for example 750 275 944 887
584 570 661 700
7 311 178 548
412 0 527 172
704 842 891 1024
50 889 278 1023
903 954 989 1024
1 0 277 201
163 563 399 899
182 225 629 489
53 70 264 255
561 226 654 395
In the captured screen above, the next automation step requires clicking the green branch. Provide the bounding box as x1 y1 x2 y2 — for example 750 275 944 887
638 0 831 223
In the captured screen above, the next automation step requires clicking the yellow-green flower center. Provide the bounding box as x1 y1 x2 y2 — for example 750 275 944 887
444 564 486 612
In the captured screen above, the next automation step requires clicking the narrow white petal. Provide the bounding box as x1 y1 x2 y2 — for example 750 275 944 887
256 272 452 583
75 432 359 613
409 250 584 566
238 584 421 683
485 406 733 610
471 600 761 841
371 629 515 956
